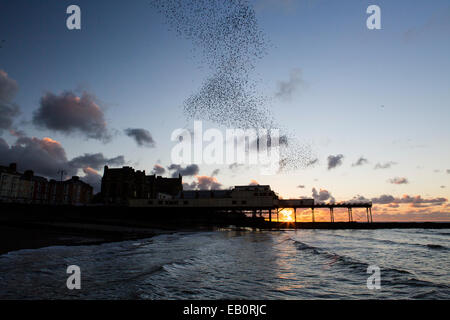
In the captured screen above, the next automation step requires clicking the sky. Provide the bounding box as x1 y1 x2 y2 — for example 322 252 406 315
0 0 449 221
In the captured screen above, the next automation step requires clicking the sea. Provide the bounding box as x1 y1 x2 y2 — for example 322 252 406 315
0 228 449 299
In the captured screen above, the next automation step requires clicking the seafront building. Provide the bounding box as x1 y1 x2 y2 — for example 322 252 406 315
0 163 93 205
101 165 183 204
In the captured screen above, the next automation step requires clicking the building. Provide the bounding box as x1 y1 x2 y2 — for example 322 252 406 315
130 185 281 208
47 176 93 205
0 162 93 205
17 170 36 203
0 163 20 201
101 166 183 204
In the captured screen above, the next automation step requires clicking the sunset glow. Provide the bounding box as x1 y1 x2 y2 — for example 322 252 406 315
279 209 294 222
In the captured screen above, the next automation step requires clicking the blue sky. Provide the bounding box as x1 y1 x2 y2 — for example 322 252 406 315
1 0 449 220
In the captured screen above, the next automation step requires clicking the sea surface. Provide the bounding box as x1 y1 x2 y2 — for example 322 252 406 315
0 228 449 299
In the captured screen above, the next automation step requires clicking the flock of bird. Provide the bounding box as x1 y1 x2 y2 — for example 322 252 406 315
149 0 315 171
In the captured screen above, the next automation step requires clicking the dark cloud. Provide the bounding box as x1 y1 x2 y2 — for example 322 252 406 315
0 136 69 178
0 135 124 182
275 68 305 100
350 195 371 203
0 70 20 133
374 161 397 169
371 194 447 205
327 154 344 170
388 177 409 185
211 169 220 177
399 195 447 205
447 169 450 174
312 188 335 204
152 164 166 175
0 103 20 133
441 186 446 189
371 195 395 204
352 157 368 167
69 153 125 171
33 91 111 142
297 185 305 189
124 128 155 148
168 164 200 178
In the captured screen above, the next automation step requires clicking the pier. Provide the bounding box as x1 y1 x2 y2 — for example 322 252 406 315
276 200 373 223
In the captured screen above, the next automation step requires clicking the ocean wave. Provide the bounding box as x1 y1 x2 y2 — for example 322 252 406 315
317 233 449 251
289 238 416 275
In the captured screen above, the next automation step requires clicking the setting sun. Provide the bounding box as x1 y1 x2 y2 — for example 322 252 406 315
280 209 294 222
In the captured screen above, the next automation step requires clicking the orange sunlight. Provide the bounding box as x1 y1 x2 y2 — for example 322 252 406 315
279 208 294 222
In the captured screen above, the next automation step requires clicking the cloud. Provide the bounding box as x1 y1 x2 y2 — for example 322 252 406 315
0 136 69 177
0 104 20 133
152 164 166 175
183 175 222 190
312 188 335 204
0 70 20 133
33 91 111 142
447 169 450 174
196 175 222 190
0 70 18 102
371 195 396 204
168 164 200 178
350 195 371 203
68 153 125 171
388 177 409 185
82 167 102 192
0 134 124 182
275 68 305 100
352 157 368 167
124 128 155 147
441 186 446 189
371 194 447 206
374 161 397 169
211 169 220 177
297 185 305 189
327 154 344 170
